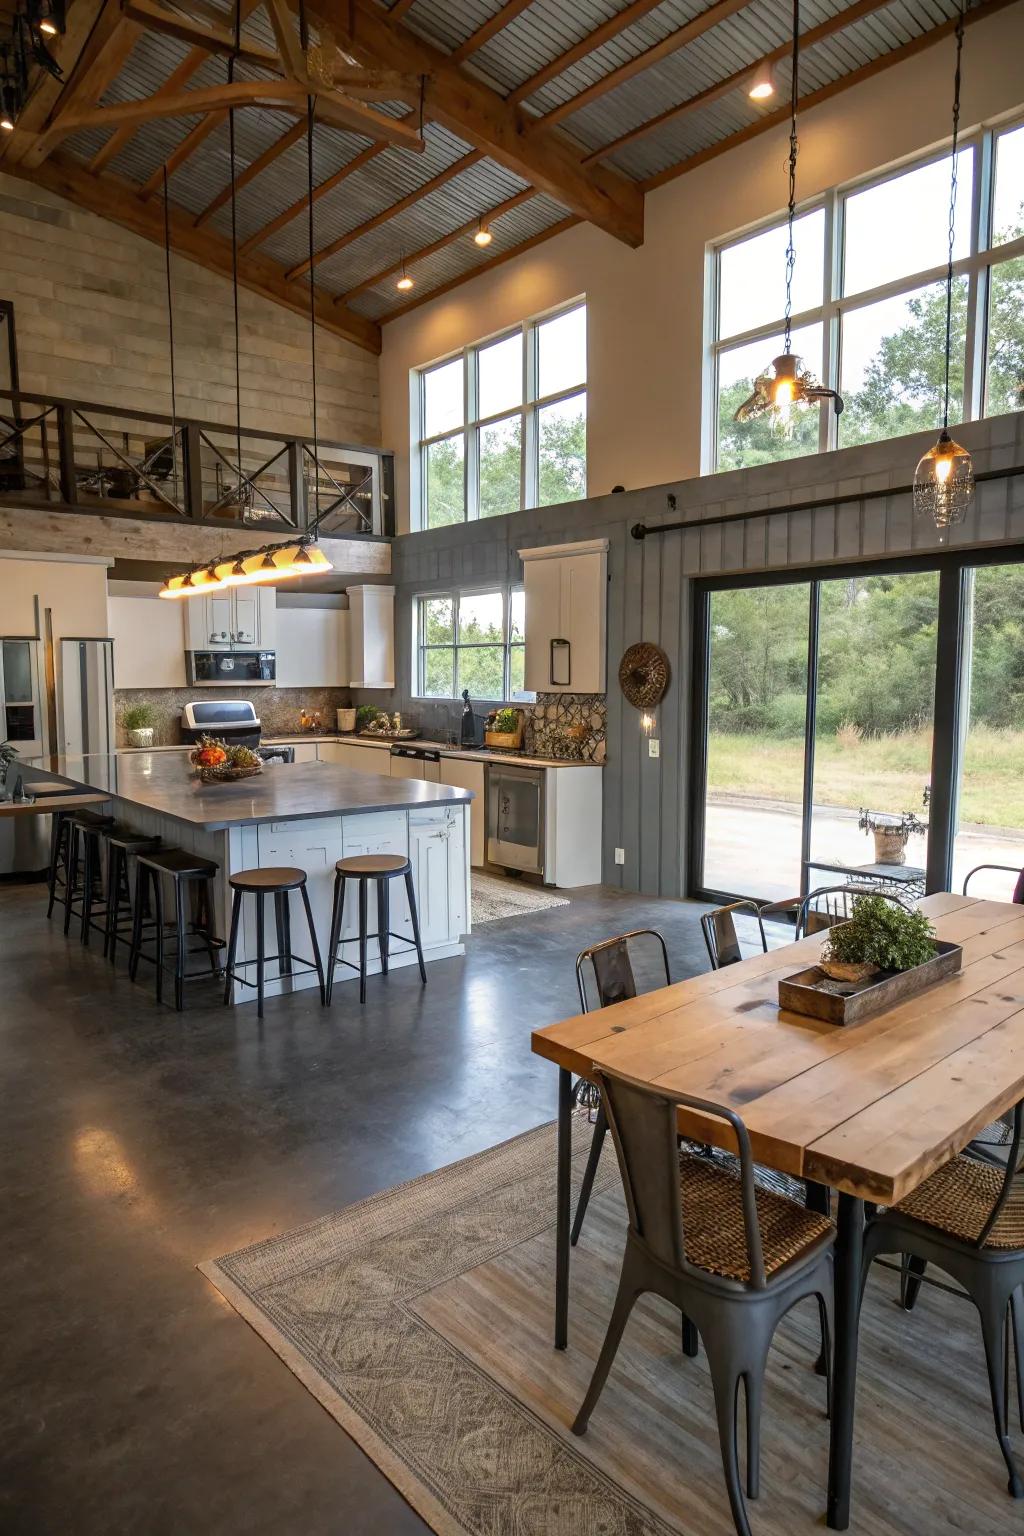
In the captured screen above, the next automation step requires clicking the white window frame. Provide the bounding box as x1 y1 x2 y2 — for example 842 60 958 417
412 300 587 530
413 584 530 703
704 111 1024 473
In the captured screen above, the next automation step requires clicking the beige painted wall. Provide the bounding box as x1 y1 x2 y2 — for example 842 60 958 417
0 552 110 638
0 173 380 445
380 4 1024 532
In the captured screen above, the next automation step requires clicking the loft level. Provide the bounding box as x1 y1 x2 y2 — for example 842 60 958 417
0 388 395 539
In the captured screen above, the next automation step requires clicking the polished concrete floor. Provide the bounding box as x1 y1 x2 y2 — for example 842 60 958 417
0 878 711 1535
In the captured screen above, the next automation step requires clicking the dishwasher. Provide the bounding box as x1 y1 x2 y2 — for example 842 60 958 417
486 762 545 876
389 744 442 782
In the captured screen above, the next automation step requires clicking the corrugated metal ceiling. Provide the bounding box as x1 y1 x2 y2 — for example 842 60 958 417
46 0 971 323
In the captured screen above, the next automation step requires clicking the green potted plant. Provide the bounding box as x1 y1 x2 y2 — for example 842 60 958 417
485 706 523 750
821 893 937 982
0 739 18 787
355 704 379 735
123 702 156 748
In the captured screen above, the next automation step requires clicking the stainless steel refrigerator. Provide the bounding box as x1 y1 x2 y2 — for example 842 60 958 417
58 638 115 757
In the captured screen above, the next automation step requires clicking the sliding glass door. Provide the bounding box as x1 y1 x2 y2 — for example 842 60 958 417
702 584 810 901
692 550 1024 903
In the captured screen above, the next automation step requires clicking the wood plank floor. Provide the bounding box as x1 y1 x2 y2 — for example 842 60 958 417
415 1172 1018 1535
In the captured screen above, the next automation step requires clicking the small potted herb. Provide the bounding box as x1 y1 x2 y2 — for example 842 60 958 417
485 707 523 750
355 704 380 735
123 702 156 748
821 893 937 982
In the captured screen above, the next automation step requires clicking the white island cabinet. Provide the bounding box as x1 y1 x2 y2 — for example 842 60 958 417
35 754 471 1007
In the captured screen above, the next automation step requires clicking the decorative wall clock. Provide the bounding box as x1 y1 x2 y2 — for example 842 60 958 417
618 642 670 710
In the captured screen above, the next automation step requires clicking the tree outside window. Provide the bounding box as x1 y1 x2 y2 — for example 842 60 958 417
416 587 532 702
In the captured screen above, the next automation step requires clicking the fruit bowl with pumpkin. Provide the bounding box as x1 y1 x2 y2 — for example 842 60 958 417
189 734 263 784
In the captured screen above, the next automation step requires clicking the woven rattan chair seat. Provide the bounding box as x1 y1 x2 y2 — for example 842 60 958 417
894 1153 1024 1249
679 1154 834 1281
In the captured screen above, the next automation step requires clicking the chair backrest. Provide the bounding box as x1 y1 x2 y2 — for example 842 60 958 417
962 864 1024 903
977 1099 1024 1249
798 883 910 938
700 900 766 970
576 929 670 1013
758 896 803 942
594 1066 767 1288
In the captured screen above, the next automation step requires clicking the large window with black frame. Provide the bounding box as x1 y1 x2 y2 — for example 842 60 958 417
708 115 1024 472
692 551 1024 908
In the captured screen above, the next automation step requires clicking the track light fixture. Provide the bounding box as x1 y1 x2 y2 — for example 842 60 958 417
158 539 333 599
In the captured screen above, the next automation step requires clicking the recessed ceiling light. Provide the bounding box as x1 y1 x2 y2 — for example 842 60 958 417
748 62 775 101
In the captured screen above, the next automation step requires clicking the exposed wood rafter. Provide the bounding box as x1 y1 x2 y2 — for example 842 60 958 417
381 216 581 321
450 0 536 64
194 118 305 227
120 0 279 69
335 187 537 303
506 0 667 107
287 148 482 279
18 0 144 168
311 0 645 247
4 152 382 351
238 139 391 254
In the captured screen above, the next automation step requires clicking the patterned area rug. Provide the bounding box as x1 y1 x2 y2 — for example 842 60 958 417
470 872 569 924
202 1123 1016 1536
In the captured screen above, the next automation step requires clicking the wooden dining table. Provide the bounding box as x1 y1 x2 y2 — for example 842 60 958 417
531 892 1024 1530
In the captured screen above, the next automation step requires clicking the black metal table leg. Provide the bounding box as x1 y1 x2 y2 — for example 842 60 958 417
828 1192 865 1530
555 1064 572 1350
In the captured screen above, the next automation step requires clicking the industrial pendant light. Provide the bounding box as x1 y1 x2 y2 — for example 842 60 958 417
913 2 973 538
748 60 775 101
734 0 842 434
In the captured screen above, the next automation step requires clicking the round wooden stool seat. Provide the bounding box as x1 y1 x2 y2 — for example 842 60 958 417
334 853 411 878
229 866 307 893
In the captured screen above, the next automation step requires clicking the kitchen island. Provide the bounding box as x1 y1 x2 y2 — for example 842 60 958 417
30 753 472 1006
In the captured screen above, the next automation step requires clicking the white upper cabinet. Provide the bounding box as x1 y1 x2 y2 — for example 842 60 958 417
184 587 276 652
348 585 395 689
521 539 608 694
108 594 187 688
275 602 350 687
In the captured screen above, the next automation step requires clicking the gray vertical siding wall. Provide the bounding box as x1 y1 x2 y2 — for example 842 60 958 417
381 411 1024 898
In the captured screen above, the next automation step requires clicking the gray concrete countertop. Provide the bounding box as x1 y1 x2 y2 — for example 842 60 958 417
31 753 472 831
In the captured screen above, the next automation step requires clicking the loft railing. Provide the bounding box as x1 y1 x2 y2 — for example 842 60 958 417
0 388 394 537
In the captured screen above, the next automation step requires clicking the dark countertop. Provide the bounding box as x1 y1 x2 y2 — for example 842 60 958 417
29 753 472 832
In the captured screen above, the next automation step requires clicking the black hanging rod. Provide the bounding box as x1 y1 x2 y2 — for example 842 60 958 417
630 461 1024 541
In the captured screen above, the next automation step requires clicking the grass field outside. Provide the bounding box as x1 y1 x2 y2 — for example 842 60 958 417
707 725 1024 831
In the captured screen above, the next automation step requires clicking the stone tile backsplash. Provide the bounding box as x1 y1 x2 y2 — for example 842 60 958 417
115 687 353 745
523 694 606 762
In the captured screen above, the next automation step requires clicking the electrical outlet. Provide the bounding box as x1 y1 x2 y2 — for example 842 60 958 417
614 847 625 865
648 738 660 758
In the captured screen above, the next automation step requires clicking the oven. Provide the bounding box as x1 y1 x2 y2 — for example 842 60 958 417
486 762 545 876
187 650 275 687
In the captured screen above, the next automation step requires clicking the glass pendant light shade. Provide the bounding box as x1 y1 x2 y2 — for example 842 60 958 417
913 430 973 533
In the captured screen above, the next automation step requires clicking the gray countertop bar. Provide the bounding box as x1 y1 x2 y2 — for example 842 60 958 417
30 753 472 831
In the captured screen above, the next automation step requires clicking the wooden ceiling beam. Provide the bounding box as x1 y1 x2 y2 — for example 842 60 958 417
287 148 482 279
104 0 264 183
536 0 758 130
139 110 225 198
641 0 1017 191
4 152 382 351
506 0 666 107
194 118 305 227
0 0 107 166
450 0 536 64
381 215 580 321
584 0 892 167
336 187 536 302
238 139 389 253
120 0 279 69
310 0 644 246
18 0 145 168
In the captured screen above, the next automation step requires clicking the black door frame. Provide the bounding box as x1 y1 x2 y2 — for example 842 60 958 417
688 544 1024 904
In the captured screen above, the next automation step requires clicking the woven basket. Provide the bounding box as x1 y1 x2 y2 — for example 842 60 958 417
872 827 908 865
196 763 263 784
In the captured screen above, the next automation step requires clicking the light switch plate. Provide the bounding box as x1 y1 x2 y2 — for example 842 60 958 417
648 738 660 758
614 847 625 865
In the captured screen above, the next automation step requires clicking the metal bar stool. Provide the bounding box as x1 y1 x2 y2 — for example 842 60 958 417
47 807 88 919
62 809 115 942
104 829 161 963
128 848 223 1011
222 867 325 1019
326 854 426 1005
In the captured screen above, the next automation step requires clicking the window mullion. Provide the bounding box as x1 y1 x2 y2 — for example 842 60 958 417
524 321 538 509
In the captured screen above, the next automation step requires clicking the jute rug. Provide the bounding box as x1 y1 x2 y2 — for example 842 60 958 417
201 1123 1017 1536
470 872 569 924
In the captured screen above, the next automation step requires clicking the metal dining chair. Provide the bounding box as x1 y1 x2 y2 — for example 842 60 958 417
863 1099 1024 1499
572 1066 835 1536
797 882 910 936
570 930 671 1250
701 900 767 969
963 865 1024 902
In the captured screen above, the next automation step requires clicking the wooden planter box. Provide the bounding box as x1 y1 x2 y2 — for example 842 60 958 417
484 729 522 750
779 940 963 1026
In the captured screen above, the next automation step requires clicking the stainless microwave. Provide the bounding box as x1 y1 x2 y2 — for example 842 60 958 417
187 650 276 687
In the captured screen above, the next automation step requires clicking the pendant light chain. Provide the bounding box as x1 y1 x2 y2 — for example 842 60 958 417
942 2 966 433
783 0 800 357
161 164 180 508
228 0 243 513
